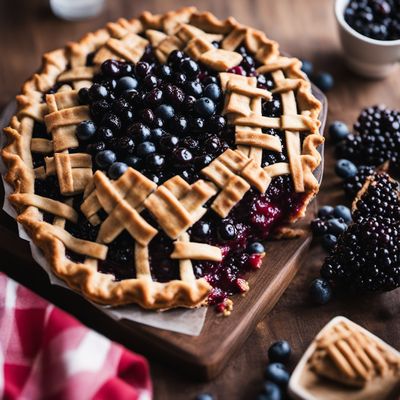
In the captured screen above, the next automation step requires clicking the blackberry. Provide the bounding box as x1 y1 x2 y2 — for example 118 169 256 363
343 165 376 199
321 171 400 292
321 217 400 291
336 105 400 172
352 172 400 223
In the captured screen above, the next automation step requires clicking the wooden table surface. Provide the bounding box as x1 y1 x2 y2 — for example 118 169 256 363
1 0 400 399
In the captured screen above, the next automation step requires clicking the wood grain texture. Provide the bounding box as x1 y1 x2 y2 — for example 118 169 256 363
0 1 400 399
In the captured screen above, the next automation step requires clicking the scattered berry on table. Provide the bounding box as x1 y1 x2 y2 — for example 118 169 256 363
195 394 214 400
317 205 334 219
311 218 329 236
300 60 313 76
326 218 348 236
335 159 358 179
333 205 352 223
258 381 282 400
268 340 291 363
329 121 350 142
313 72 334 92
309 278 333 305
264 363 290 387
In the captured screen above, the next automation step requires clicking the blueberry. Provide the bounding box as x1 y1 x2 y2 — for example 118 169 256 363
98 127 114 142
329 121 350 142
185 81 203 98
318 205 334 219
145 87 164 107
173 147 193 165
108 162 128 179
116 76 138 92
147 153 165 171
102 112 121 132
117 136 135 154
190 117 206 132
321 233 338 251
135 61 150 78
86 141 105 155
173 72 187 86
203 76 218 85
335 159 358 179
208 114 226 132
168 50 185 67
191 221 212 241
204 83 221 101
88 83 108 101
169 116 188 135
333 205 352 223
159 134 179 151
310 278 332 305
78 87 90 104
156 64 172 80
90 100 110 120
261 381 282 400
155 104 175 120
301 60 313 76
247 242 265 254
128 123 151 142
195 394 213 400
143 74 158 89
327 218 347 235
95 150 116 168
180 59 199 79
183 95 196 112
264 363 290 387
76 121 96 141
164 85 185 107
219 222 236 241
101 59 122 77
194 97 216 116
268 341 291 363
150 128 165 142
124 155 141 169
136 141 156 157
313 72 334 92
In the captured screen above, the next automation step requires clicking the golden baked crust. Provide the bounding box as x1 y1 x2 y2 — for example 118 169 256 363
2 7 323 310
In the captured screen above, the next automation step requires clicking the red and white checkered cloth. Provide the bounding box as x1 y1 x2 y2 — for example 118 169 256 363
0 273 152 400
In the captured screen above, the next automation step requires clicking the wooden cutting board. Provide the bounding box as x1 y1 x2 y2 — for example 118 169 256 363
0 85 327 380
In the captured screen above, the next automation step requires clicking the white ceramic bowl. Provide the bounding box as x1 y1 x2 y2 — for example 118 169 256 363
335 0 400 78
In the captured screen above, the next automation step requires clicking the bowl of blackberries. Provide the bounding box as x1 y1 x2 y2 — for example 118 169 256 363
335 0 400 78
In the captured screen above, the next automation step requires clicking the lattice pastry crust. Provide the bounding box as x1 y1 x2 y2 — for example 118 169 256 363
2 7 322 310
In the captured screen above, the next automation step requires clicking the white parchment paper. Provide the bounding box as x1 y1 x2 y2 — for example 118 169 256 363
0 101 207 336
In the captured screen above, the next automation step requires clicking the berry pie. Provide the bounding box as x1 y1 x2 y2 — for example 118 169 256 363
2 7 323 312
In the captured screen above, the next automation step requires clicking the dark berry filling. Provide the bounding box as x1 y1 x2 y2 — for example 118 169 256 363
34 43 310 311
344 0 400 41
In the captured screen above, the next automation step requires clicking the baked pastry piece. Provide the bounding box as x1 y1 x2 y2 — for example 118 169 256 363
2 7 323 312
